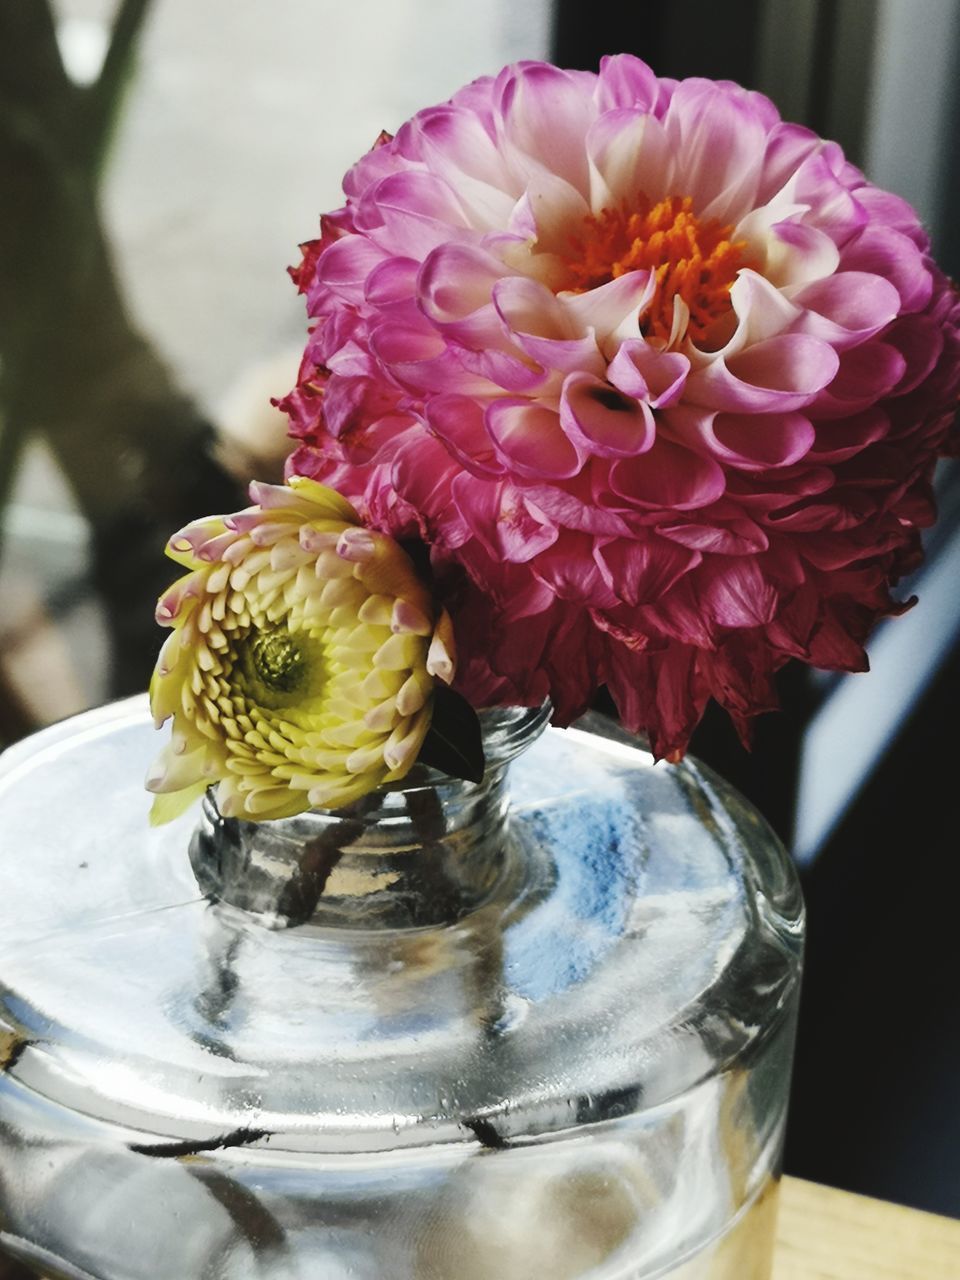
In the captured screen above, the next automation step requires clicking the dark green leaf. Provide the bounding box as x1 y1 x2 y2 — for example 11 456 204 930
417 685 485 784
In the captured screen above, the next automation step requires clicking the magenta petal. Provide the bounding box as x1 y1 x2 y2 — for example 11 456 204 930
559 371 656 457
665 79 767 222
659 518 769 555
494 277 607 376
389 435 462 542
686 335 840 413
695 559 778 627
365 257 419 307
342 135 407 199
882 315 944 395
369 324 494 396
493 275 569 339
793 272 901 349
840 226 933 314
694 410 816 471
410 106 508 189
454 344 546 393
586 110 672 208
497 63 594 194
764 220 840 289
755 122 822 205
359 172 471 257
608 438 726 510
322 377 374 437
791 152 868 245
520 169 592 253
418 243 509 323
807 408 890 463
370 323 444 365
425 395 505 477
594 536 699 605
485 400 583 479
515 331 608 377
607 340 689 406
854 186 930 249
317 237 387 302
425 303 515 355
522 474 633 535
532 532 619 606
595 54 660 113
451 474 559 563
408 107 518 228
561 271 655 341
810 340 907 418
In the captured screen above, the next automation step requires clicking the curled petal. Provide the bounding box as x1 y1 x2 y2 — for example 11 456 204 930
486 400 583 478
685 335 840 413
559 371 656 457
607 438 726 510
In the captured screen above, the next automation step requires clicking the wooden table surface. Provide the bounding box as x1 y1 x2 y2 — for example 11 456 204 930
1 1176 957 1277
774 1176 960 1279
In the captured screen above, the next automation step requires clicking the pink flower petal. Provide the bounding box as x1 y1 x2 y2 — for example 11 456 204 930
408 107 519 229
807 408 890 463
811 341 907 419
659 516 769 555
559 371 656 457
317 237 388 303
595 54 661 113
690 408 816 470
840 226 933 314
792 272 902 349
370 323 496 395
496 63 595 195
607 340 689 406
418 243 511 323
531 531 620 606
519 167 592 255
493 275 571 338
664 79 767 223
522 477 634 535
594 536 699 605
686 335 840 413
607 438 726 510
425 394 505 477
586 110 672 208
358 171 472 258
763 220 841 290
365 257 420 308
485 399 583 478
451 475 559 563
560 272 656 348
694 559 778 627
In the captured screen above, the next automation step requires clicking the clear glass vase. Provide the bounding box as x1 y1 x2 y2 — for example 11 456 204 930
0 696 802 1280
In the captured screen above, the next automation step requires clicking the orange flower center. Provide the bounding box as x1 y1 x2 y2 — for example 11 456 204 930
561 195 748 346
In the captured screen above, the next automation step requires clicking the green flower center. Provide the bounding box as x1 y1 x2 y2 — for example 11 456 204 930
250 628 307 692
236 626 325 709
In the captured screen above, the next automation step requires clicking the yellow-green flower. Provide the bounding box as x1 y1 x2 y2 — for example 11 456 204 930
146 476 455 823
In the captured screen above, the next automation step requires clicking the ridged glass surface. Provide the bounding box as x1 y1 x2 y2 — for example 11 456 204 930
0 697 803 1279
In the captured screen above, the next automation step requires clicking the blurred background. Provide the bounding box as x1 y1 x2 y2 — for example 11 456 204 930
1 0 958 1231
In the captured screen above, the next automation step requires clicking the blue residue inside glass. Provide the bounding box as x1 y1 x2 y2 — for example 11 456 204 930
504 776 647 1000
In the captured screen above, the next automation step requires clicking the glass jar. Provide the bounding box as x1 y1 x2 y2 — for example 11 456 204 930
0 696 802 1279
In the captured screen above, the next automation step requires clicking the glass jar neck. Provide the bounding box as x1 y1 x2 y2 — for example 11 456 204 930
189 703 551 930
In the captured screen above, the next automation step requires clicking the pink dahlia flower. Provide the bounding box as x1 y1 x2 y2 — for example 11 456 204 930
280 57 960 757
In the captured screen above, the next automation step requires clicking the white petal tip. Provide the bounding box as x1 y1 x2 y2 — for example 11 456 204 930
336 528 376 562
